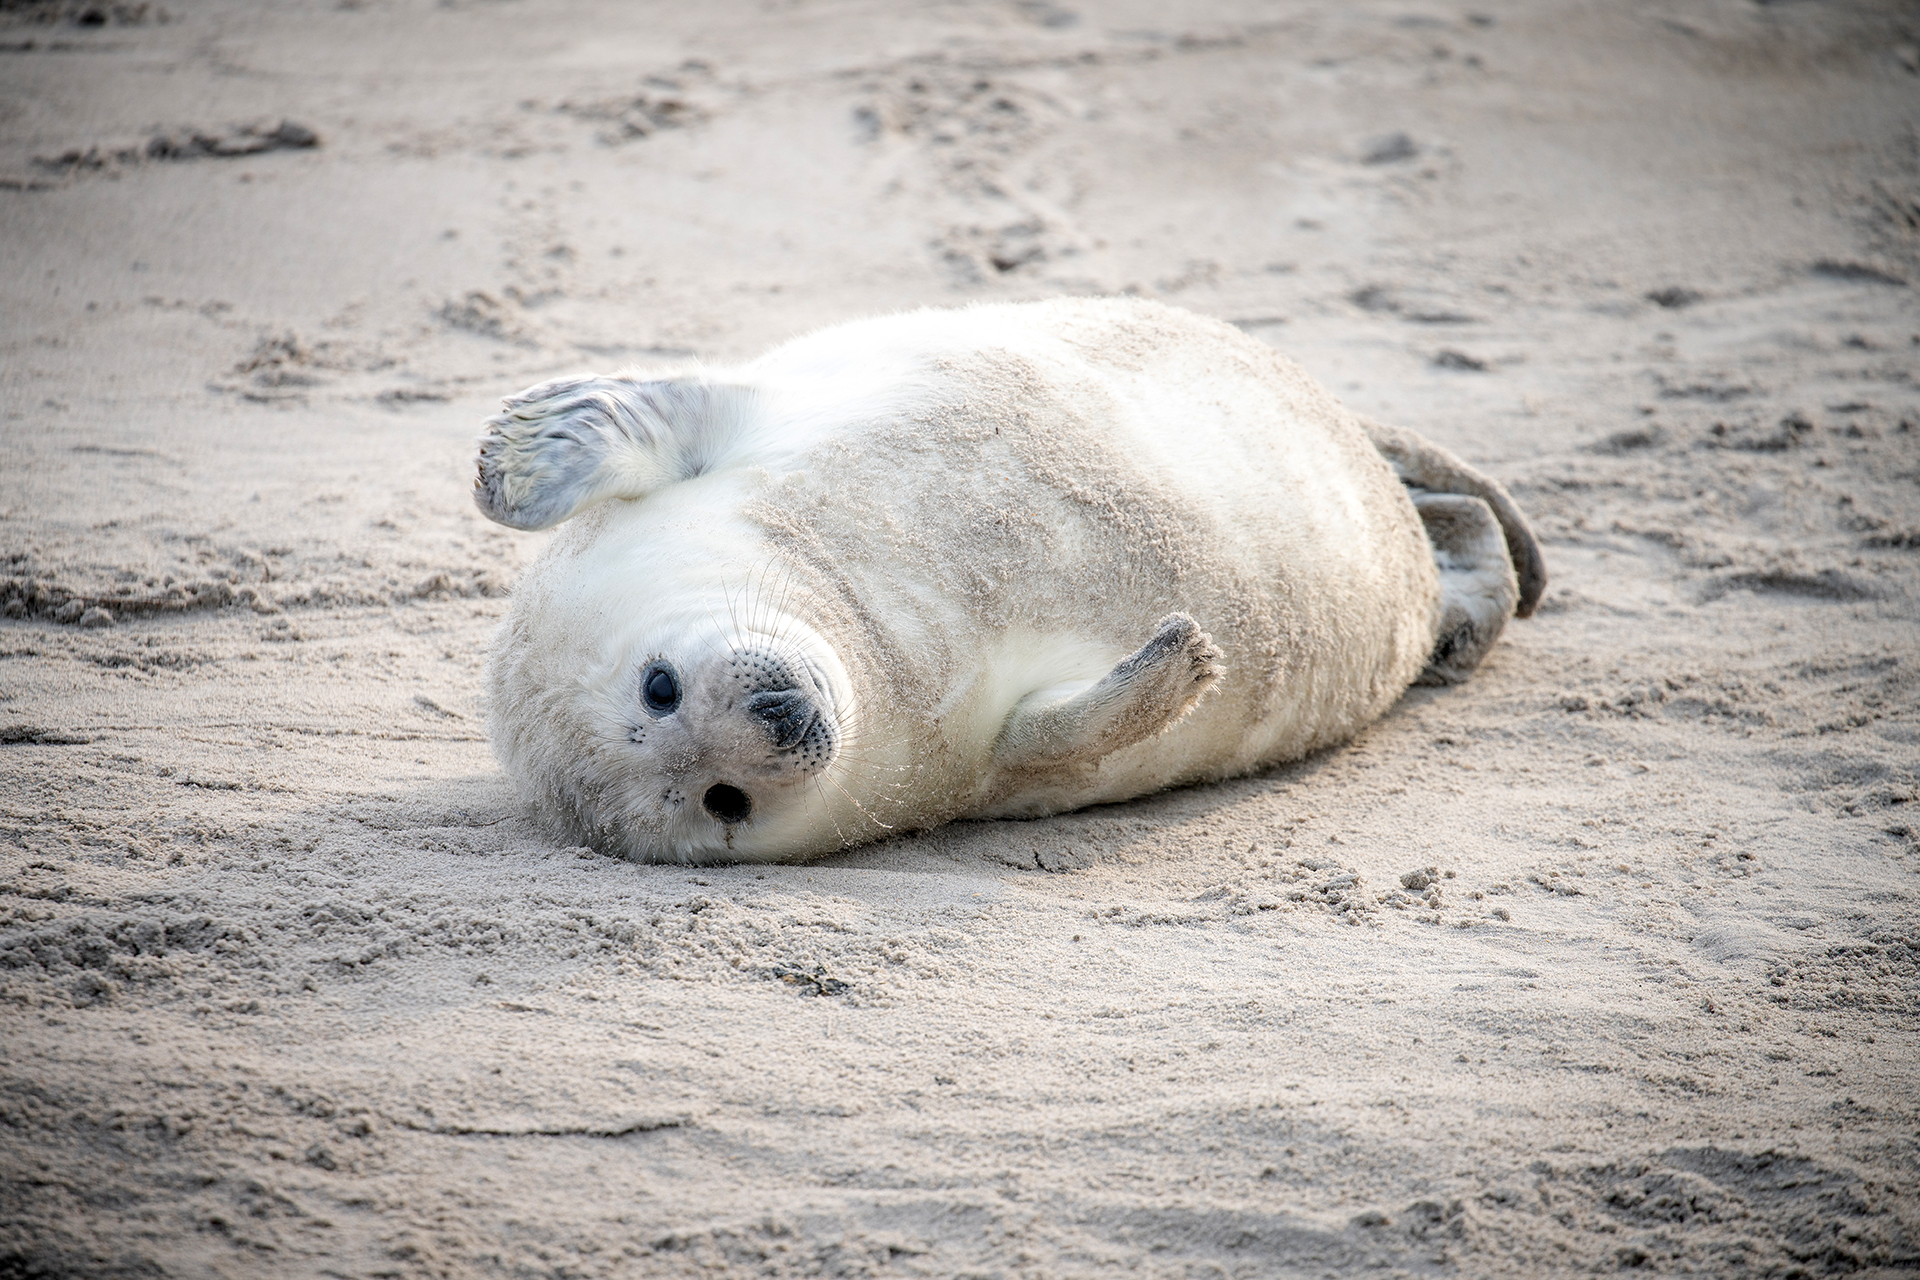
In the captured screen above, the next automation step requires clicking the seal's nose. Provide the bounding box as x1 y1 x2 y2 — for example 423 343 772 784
744 688 818 750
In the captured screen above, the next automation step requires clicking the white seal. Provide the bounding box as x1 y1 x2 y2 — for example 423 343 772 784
475 298 1545 864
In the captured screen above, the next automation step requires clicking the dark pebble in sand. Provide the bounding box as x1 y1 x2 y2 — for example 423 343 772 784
1646 286 1703 309
1360 131 1419 165
147 120 321 161
1810 259 1906 287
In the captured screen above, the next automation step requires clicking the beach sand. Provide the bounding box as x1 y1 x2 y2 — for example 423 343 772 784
3 1 1918 1275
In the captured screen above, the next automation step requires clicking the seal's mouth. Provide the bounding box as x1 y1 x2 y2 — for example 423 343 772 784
702 783 753 824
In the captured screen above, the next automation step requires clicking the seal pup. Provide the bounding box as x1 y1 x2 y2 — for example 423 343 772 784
475 297 1545 864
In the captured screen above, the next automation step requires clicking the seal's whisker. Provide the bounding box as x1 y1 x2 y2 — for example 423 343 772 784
825 758 911 777
701 591 740 661
823 744 910 772
696 634 731 665
828 708 886 769
809 774 852 849
756 564 779 633
736 568 762 656
719 564 749 655
758 562 800 651
850 772 914 817
832 775 911 811
775 564 809 647
818 766 894 831
823 715 917 809
753 559 816 655
826 778 910 810
750 561 780 642
738 563 759 640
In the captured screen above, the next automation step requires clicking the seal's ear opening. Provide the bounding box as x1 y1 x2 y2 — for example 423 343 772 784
473 376 757 530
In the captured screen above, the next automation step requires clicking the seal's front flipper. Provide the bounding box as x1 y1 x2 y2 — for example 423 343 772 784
1411 492 1519 686
994 614 1222 773
474 376 757 530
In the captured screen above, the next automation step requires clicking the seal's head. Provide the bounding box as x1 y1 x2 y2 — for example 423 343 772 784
487 518 856 863
472 371 884 863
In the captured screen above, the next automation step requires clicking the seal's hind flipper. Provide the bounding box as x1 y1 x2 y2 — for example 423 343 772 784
474 376 757 530
993 614 1222 774
1362 419 1547 617
1411 492 1519 686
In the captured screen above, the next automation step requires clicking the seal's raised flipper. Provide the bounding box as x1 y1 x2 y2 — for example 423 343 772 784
1361 419 1547 617
474 376 757 530
993 614 1223 773
1410 492 1519 686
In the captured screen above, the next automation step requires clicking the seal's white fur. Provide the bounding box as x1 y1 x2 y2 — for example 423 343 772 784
477 298 1543 864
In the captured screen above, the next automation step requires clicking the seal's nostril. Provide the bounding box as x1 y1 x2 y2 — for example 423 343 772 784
744 688 818 750
702 783 752 824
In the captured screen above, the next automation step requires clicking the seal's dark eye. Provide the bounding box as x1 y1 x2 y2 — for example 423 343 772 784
641 664 680 715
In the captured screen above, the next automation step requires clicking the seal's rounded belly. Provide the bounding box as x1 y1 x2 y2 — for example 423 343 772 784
475 297 1545 864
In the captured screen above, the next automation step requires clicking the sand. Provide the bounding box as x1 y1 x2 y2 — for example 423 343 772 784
2 1 1917 1275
